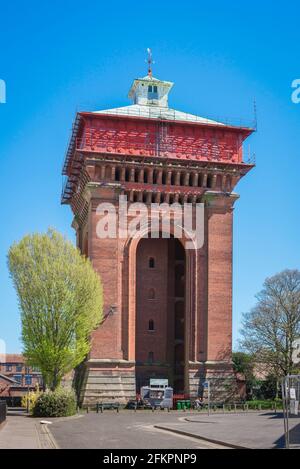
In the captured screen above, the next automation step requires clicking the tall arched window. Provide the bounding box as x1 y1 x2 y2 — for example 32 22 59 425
125 168 130 182
115 167 121 181
149 257 155 269
148 319 155 331
207 175 213 188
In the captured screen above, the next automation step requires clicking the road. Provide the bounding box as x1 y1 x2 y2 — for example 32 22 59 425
49 411 226 449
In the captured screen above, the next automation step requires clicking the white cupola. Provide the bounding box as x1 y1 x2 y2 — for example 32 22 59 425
128 76 173 108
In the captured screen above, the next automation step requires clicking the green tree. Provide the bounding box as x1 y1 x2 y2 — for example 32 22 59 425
8 229 103 391
241 269 300 378
232 352 256 399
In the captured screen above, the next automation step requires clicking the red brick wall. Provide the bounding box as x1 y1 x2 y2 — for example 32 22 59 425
136 238 169 364
89 196 123 360
206 206 233 362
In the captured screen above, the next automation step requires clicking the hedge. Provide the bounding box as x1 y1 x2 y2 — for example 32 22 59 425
33 388 77 417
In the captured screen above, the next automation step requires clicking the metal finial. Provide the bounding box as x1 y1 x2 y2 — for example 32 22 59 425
147 48 153 77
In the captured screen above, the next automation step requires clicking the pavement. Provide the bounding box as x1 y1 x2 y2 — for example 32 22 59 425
0 411 55 449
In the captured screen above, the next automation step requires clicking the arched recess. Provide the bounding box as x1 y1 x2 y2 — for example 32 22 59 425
122 222 198 393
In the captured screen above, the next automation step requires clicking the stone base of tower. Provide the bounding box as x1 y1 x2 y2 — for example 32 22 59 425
75 360 136 407
188 362 243 402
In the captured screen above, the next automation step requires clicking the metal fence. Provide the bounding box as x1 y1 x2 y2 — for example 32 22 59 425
282 375 300 449
0 401 7 425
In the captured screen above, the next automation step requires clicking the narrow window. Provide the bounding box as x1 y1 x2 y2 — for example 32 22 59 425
13 374 23 384
115 168 121 181
25 375 32 386
149 258 155 269
148 288 155 300
148 320 155 331
153 85 158 93
144 170 148 183
125 168 130 182
148 85 153 92
207 175 213 188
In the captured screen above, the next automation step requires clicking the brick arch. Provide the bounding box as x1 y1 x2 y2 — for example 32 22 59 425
122 223 197 393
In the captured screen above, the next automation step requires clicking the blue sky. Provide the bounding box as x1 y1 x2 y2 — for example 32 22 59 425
0 0 299 353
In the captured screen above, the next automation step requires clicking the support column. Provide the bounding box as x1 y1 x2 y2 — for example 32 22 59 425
148 168 154 184
184 172 190 186
201 193 239 401
139 169 144 183
130 168 135 182
121 167 126 182
167 171 172 185
157 170 163 185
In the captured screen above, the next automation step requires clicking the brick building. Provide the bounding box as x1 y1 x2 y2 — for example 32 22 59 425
62 63 254 405
0 354 43 404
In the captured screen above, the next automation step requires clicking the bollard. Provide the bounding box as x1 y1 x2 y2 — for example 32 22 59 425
152 406 155 412
234 404 237 413
116 405 119 413
167 406 170 413
86 405 89 413
101 404 103 413
134 403 137 413
223 404 225 414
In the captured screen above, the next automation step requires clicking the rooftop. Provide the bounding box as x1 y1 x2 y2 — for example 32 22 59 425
92 103 225 126
0 354 24 364
92 73 226 126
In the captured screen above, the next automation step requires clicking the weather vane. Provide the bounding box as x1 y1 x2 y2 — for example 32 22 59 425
146 48 154 77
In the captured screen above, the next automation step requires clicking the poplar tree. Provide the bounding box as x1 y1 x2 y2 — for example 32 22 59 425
8 229 103 390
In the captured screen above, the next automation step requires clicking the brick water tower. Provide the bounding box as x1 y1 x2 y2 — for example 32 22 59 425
62 57 254 405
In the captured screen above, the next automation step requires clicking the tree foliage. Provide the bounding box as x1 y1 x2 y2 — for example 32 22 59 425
8 229 103 390
232 352 256 399
241 269 300 377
